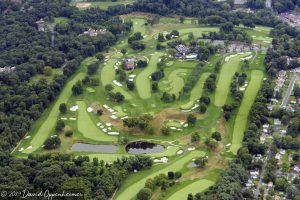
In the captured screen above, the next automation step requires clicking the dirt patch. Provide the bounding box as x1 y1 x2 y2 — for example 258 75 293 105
216 118 227 139
152 108 188 131
76 2 91 9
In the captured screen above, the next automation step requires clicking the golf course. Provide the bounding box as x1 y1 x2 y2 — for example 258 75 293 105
13 13 268 200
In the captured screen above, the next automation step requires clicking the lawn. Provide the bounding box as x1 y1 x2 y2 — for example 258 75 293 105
167 179 214 200
20 57 96 154
181 72 210 109
135 52 163 99
178 27 219 38
73 0 136 10
115 151 206 200
165 69 187 97
76 101 117 142
230 70 264 154
214 52 251 107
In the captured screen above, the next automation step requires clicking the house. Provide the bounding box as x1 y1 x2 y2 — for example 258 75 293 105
260 135 266 144
279 149 286 155
250 169 259 179
175 44 190 56
274 119 282 130
36 19 46 31
185 53 198 60
125 58 135 70
268 182 273 188
83 28 107 37
275 153 282 160
263 124 270 129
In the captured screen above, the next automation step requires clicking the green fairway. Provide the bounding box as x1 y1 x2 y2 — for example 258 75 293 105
115 151 206 200
131 18 147 35
73 0 136 10
76 101 117 142
214 52 251 107
230 70 264 154
181 72 210 109
178 27 219 38
166 69 187 97
101 59 117 86
167 179 214 200
136 52 163 99
21 58 96 154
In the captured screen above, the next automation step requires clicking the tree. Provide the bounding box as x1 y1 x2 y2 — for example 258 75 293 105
126 80 135 90
161 126 171 135
199 103 207 113
95 53 105 61
55 120 65 132
168 171 174 179
105 84 114 92
187 114 197 126
65 130 73 137
59 103 67 114
61 177 91 199
87 62 99 75
158 33 165 42
72 81 83 96
174 171 182 179
294 86 300 98
194 156 208 168
97 109 103 116
43 137 61 149
152 82 158 91
43 66 52 76
137 188 152 200
121 48 127 56
191 132 200 142
212 131 222 141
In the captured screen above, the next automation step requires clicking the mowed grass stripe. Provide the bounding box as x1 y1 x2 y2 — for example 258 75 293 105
167 179 214 200
76 101 117 142
230 70 264 154
22 58 96 153
115 151 206 200
181 72 210 109
136 52 163 99
214 53 251 107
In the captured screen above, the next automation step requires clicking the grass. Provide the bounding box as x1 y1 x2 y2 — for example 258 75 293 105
76 101 117 142
167 179 214 200
115 151 206 200
54 17 70 25
136 52 163 99
18 57 96 154
214 52 251 107
101 59 117 86
29 68 62 83
165 69 187 97
73 0 136 10
181 72 210 109
230 70 264 154
86 87 95 93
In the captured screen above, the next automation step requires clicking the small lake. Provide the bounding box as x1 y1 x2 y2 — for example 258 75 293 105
71 143 118 153
125 141 165 154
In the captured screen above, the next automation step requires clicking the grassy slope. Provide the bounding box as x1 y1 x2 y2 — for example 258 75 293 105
114 151 206 200
74 0 136 10
230 70 264 154
214 52 251 107
76 101 117 142
167 179 214 200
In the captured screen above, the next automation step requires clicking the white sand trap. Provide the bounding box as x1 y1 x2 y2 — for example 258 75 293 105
76 2 91 9
24 136 31 139
70 105 79 111
154 157 168 163
177 150 183 154
111 115 117 119
97 122 101 126
106 123 112 126
129 78 134 81
103 104 110 109
61 117 67 120
129 74 136 78
100 125 104 128
19 148 24 152
183 124 188 127
113 80 122 87
103 128 107 133
121 116 128 119
182 109 191 113
112 112 117 115
226 143 232 147
225 54 237 62
240 55 253 61
69 118 76 120
148 75 152 79
108 127 111 130
87 107 93 112
177 128 183 131
170 127 177 130
108 132 120 135
239 88 245 91
27 145 33 149
191 104 199 110
108 108 114 113
187 147 195 151
50 135 57 138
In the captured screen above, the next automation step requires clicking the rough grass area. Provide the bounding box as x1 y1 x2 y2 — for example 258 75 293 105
73 0 136 10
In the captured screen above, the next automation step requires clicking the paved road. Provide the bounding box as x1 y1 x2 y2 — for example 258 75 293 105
281 75 300 107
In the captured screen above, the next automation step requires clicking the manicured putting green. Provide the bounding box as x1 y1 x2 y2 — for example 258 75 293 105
115 151 206 200
230 70 264 154
136 52 163 99
101 59 117 86
76 101 117 142
181 72 210 109
166 120 182 128
86 87 95 93
167 179 214 200
214 52 251 107
22 58 96 153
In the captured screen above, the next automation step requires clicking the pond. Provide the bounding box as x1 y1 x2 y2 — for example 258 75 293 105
125 141 165 154
71 143 118 153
